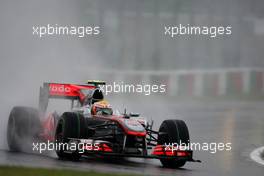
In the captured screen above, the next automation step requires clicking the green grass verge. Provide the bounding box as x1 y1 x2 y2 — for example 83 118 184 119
0 166 134 176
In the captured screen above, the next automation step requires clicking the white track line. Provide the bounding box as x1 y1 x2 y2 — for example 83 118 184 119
250 146 264 166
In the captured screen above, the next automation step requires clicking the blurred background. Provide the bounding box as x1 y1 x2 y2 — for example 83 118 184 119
1 0 264 100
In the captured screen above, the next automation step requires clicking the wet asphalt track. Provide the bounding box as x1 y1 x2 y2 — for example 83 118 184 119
1 100 264 176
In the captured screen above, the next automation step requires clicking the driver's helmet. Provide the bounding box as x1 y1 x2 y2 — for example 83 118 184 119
91 100 113 115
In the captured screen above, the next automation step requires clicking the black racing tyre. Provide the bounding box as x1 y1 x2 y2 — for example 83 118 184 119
7 106 41 152
158 119 190 168
55 112 85 161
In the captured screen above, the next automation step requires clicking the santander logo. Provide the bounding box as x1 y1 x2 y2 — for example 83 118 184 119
49 84 71 93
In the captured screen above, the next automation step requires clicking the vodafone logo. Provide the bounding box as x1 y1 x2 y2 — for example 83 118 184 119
49 84 71 93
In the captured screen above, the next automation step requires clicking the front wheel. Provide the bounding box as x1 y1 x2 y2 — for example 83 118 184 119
55 112 85 161
157 119 190 168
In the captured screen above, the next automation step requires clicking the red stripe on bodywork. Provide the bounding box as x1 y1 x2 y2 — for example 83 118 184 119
48 83 95 102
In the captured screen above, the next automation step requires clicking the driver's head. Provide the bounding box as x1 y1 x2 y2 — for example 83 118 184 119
91 100 113 116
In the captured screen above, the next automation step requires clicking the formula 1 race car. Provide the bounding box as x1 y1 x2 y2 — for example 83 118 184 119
7 81 200 168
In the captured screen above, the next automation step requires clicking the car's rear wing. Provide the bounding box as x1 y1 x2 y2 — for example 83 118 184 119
39 82 105 113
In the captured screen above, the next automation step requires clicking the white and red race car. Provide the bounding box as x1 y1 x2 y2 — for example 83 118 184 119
7 81 200 168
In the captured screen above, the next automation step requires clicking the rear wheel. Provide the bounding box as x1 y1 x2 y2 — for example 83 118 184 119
7 106 41 152
158 119 190 168
55 112 85 161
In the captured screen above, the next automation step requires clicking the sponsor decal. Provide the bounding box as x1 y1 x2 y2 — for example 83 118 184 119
49 84 71 93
